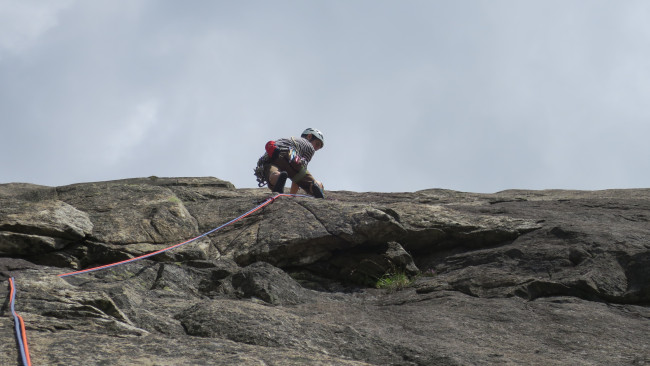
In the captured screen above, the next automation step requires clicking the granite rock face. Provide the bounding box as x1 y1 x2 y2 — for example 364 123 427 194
1 177 649 365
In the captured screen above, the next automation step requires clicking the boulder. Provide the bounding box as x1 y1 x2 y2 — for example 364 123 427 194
231 261 314 305
0 199 92 256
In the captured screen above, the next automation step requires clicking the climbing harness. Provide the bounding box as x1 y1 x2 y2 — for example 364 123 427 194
287 147 305 167
256 136 312 188
5 193 308 364
255 142 305 188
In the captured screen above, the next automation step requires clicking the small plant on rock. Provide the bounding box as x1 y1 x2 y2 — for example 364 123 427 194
167 196 182 204
375 271 412 292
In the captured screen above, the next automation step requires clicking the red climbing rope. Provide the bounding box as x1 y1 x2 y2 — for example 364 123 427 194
8 277 32 366
58 193 303 277
6 192 306 365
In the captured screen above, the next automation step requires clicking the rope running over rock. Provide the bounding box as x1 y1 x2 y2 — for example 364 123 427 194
5 193 307 365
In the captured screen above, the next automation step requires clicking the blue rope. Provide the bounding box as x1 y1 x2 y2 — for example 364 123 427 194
9 277 31 366
5 193 311 366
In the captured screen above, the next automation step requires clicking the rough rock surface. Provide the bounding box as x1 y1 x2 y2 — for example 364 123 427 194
1 177 649 365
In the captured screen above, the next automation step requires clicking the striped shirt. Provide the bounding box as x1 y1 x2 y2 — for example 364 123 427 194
275 137 315 164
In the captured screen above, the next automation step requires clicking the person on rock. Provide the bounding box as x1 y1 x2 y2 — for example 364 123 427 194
254 128 325 198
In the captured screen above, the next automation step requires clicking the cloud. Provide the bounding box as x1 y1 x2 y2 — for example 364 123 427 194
0 0 74 57
104 99 159 165
1 1 649 192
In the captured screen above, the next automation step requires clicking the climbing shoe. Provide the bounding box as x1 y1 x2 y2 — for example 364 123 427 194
312 183 325 199
272 171 288 193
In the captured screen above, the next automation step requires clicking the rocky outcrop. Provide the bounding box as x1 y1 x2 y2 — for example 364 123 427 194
1 177 649 365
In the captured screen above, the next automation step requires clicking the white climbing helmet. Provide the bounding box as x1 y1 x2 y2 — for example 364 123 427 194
301 128 325 148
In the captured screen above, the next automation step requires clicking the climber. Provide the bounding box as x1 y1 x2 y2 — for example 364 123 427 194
254 128 325 198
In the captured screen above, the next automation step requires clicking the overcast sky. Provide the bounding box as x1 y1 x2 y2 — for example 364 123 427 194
1 1 648 193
